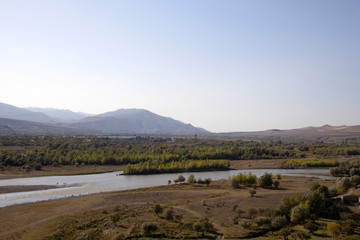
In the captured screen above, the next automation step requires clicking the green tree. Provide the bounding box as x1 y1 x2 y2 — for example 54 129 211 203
327 222 341 238
152 203 163 216
258 172 273 187
290 204 307 224
187 174 196 184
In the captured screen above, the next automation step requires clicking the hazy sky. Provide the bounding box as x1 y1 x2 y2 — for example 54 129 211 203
1 1 359 132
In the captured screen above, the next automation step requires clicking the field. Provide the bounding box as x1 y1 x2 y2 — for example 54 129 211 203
1 175 359 240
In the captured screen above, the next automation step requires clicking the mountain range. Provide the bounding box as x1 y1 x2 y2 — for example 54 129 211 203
0 102 209 135
1 102 360 140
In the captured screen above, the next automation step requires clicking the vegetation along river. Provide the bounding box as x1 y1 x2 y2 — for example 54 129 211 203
0 168 333 208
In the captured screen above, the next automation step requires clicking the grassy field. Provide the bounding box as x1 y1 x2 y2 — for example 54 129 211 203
2 175 357 240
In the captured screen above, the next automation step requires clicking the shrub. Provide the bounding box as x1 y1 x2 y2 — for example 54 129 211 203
290 204 307 224
291 231 311 240
141 222 158 236
271 215 288 229
175 175 185 183
231 178 240 189
275 173 282 180
165 208 175 221
187 174 196 184
258 172 273 188
327 222 341 238
249 189 256 197
341 219 357 235
304 221 319 234
247 208 258 219
152 203 163 216
254 216 271 227
273 180 280 188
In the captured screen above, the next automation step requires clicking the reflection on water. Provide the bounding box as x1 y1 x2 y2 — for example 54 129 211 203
0 168 332 208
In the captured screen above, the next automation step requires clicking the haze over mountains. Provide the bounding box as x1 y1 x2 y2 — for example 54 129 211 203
0 102 360 140
0 102 208 135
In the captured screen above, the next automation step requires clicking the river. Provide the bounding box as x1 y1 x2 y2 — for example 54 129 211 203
0 168 332 208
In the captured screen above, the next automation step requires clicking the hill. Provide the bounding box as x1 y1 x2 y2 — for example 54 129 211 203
219 124 360 140
69 109 209 135
27 107 92 122
0 118 93 135
0 103 53 122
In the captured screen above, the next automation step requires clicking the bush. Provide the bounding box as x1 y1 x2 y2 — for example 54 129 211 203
249 189 256 197
231 178 240 189
141 222 158 236
258 172 273 188
175 175 185 183
271 215 288 229
254 216 271 227
187 174 196 184
273 180 280 188
247 208 258 219
165 208 175 221
152 203 163 216
327 222 341 237
304 221 319 234
275 173 282 180
341 219 358 235
290 204 307 224
291 231 311 240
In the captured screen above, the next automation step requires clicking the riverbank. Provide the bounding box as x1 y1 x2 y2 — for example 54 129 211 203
0 185 60 194
0 159 287 180
0 165 124 180
0 175 346 240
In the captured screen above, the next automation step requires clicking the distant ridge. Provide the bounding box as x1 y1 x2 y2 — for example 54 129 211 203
219 124 360 140
27 107 93 122
0 102 53 122
70 108 209 135
0 102 209 135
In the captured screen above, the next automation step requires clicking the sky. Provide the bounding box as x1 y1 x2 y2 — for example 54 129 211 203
0 0 360 132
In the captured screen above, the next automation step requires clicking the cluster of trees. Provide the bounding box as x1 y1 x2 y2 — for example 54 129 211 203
230 172 280 188
123 159 230 175
187 174 212 185
237 183 359 239
1 136 360 169
284 158 339 168
330 160 360 177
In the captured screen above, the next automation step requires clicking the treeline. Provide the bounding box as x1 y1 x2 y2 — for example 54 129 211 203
124 160 230 175
330 160 360 177
283 159 339 168
1 136 360 168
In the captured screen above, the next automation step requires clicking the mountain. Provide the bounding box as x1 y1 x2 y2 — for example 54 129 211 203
219 125 360 140
69 109 209 135
0 118 93 135
27 107 92 122
0 102 53 122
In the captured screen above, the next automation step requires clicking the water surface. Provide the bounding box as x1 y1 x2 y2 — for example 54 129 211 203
0 168 332 208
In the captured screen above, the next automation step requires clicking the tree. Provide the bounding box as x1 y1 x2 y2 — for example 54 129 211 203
165 208 175 221
187 174 196 184
327 222 341 238
175 175 185 183
258 172 273 187
152 203 163 216
141 222 158 236
275 173 282 180
290 204 307 224
273 180 280 188
271 215 288 229
168 180 171 185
